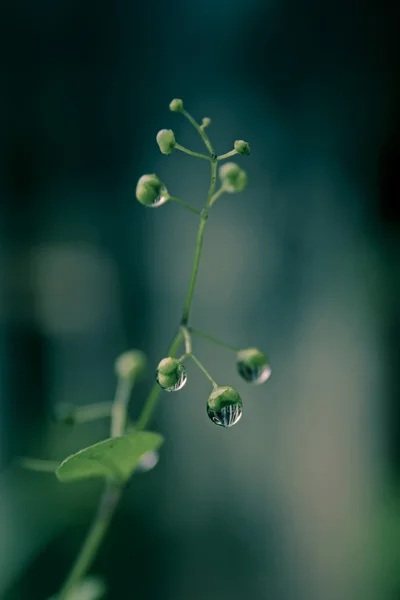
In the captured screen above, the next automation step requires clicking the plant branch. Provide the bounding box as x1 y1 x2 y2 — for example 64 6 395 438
188 327 239 352
190 354 218 388
181 158 217 325
74 402 113 424
16 457 60 473
217 149 238 161
175 143 211 161
135 329 183 431
57 481 122 600
182 110 214 155
168 196 201 215
209 186 227 208
57 373 134 599
180 326 192 354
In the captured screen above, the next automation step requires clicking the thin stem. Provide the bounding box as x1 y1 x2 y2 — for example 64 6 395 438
16 457 60 473
168 196 201 215
175 143 211 162
111 377 134 438
136 329 183 431
217 149 238 161
190 354 218 388
57 481 122 600
182 110 214 155
181 158 217 325
58 374 134 598
206 158 218 208
209 186 227 208
181 325 192 354
188 327 239 352
74 402 113 424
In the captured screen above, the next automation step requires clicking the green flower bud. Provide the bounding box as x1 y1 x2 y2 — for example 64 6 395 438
234 140 251 156
156 357 187 392
156 129 176 155
169 98 184 113
219 162 248 193
236 348 271 384
115 350 147 380
201 117 211 128
207 386 243 427
136 174 169 207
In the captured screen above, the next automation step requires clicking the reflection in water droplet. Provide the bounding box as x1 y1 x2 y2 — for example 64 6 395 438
207 402 243 427
156 361 187 392
137 451 159 472
237 361 271 384
149 195 168 208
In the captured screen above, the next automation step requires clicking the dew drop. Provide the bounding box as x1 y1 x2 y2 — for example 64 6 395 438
236 348 271 385
207 402 243 428
237 361 271 384
149 195 168 208
136 451 159 472
156 359 187 392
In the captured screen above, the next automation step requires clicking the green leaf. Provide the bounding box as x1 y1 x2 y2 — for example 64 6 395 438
56 431 164 483
49 576 106 600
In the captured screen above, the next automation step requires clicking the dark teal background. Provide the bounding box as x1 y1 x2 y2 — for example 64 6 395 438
1 1 399 599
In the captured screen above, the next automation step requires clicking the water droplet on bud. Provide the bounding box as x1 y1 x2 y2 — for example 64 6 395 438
206 386 243 428
207 402 243 427
236 348 271 384
156 357 187 392
150 195 168 208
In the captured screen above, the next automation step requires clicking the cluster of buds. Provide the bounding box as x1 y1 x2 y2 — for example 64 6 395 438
134 98 271 428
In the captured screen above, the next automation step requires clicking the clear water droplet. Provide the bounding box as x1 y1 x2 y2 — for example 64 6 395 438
237 361 271 384
156 360 187 392
136 451 159 472
207 402 243 428
149 195 168 208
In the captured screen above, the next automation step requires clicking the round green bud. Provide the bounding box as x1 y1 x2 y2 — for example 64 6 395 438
169 98 184 113
156 129 176 155
115 350 147 380
136 174 168 207
236 348 271 384
201 117 211 128
234 140 251 156
207 386 243 428
219 162 248 193
156 357 187 392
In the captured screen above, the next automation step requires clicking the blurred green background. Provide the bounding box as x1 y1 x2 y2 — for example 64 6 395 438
1 0 399 599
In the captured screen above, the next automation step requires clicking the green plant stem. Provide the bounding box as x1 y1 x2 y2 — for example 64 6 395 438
111 377 134 438
182 110 214 154
74 402 113 424
188 327 239 352
17 457 60 473
57 481 122 600
209 186 227 208
181 158 217 325
175 143 211 162
168 196 201 215
217 149 238 161
135 329 183 431
190 354 218 388
181 326 192 354
58 374 134 599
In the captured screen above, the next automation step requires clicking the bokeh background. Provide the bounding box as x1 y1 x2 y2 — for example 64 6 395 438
1 0 399 599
